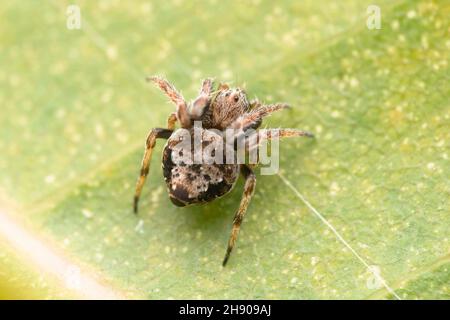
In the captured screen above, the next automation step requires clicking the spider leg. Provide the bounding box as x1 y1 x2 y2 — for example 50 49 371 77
189 78 215 120
146 76 191 128
200 78 214 95
167 112 177 130
230 103 290 131
227 103 298 148
146 76 184 105
222 165 256 266
133 128 173 214
253 103 291 118
261 128 314 140
246 128 314 154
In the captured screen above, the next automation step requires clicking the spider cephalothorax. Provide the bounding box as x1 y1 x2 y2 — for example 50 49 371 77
200 86 251 130
133 76 313 266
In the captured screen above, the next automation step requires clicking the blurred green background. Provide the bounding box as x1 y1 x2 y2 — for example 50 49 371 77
0 0 448 299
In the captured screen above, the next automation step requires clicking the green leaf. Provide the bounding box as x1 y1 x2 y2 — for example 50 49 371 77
0 0 448 299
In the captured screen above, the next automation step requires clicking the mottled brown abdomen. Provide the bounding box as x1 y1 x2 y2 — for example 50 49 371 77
161 129 239 207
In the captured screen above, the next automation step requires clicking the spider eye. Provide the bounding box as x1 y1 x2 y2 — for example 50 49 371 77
234 95 239 102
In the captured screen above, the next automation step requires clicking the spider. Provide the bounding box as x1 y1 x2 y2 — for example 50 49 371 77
133 76 313 266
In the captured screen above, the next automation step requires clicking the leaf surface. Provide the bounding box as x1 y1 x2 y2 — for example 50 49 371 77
0 0 448 299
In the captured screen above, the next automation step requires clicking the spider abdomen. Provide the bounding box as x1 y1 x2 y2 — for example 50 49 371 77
162 129 239 207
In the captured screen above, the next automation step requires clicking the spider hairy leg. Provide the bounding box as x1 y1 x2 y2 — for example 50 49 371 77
230 102 290 131
146 76 191 128
190 78 214 120
266 128 314 139
246 128 314 153
133 128 173 214
146 76 184 105
200 78 214 95
167 112 177 131
222 165 256 266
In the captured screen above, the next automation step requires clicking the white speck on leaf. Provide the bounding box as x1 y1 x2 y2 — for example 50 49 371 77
81 209 93 219
45 175 56 184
